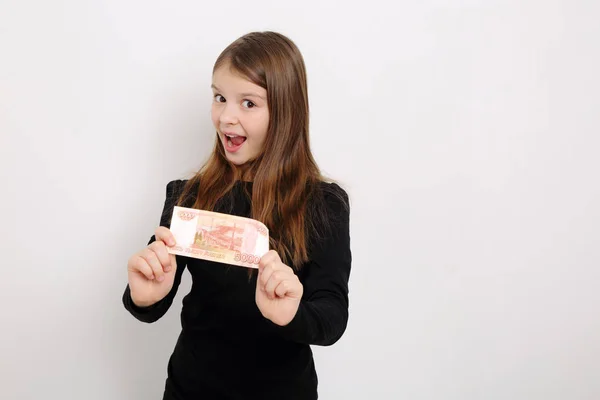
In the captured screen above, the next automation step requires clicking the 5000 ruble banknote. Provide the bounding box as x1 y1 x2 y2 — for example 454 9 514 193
167 206 269 268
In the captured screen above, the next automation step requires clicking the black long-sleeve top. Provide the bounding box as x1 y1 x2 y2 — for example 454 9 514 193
122 179 352 399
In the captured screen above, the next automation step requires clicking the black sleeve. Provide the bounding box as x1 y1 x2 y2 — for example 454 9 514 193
122 180 188 323
270 183 352 346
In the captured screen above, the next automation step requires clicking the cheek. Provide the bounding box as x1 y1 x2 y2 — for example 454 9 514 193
253 113 269 143
210 106 219 128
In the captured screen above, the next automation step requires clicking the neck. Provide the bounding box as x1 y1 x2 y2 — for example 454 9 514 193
233 162 255 182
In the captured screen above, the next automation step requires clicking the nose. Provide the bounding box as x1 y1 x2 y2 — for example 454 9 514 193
219 102 238 125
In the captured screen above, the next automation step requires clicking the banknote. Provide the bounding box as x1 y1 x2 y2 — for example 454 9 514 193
167 206 269 268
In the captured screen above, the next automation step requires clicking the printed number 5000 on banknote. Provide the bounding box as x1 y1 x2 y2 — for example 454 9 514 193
167 206 269 269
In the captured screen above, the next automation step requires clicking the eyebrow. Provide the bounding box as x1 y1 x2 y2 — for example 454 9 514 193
211 84 266 100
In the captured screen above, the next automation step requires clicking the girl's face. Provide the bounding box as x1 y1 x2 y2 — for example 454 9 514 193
211 64 269 166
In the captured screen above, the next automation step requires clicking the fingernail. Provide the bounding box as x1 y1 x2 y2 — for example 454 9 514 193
157 275 165 282
150 275 155 280
165 266 171 272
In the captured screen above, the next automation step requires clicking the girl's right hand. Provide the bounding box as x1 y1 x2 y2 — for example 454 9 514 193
127 227 178 308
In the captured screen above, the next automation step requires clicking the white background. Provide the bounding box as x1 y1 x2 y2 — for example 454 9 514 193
1 1 599 399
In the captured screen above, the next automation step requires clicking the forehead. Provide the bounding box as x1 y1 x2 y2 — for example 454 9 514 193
212 65 266 95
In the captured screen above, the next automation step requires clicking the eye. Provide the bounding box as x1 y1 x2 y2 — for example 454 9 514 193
242 100 256 109
214 94 225 103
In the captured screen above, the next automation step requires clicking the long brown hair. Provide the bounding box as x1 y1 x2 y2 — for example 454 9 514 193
177 31 337 269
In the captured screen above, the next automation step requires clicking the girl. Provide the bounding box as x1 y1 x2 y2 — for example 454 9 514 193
122 31 352 400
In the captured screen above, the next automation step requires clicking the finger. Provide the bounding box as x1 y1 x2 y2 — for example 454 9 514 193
155 227 176 247
131 256 155 280
140 248 165 282
265 270 287 300
259 260 278 289
268 250 281 262
278 275 303 299
148 241 172 272
274 279 291 298
258 250 279 270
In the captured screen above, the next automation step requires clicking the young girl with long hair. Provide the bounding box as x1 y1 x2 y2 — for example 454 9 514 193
123 31 352 400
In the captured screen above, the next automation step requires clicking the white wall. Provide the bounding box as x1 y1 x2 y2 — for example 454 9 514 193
1 1 599 399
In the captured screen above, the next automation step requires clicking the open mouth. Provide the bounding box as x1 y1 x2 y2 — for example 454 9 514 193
223 133 247 152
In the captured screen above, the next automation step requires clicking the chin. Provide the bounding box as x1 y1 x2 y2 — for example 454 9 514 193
229 158 248 166
224 152 249 166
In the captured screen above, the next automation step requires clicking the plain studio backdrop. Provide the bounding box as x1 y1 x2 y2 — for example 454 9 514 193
1 0 599 399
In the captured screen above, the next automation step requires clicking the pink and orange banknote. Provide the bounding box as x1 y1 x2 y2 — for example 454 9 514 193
167 206 269 268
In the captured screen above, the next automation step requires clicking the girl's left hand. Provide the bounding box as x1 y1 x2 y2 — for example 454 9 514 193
255 250 303 326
